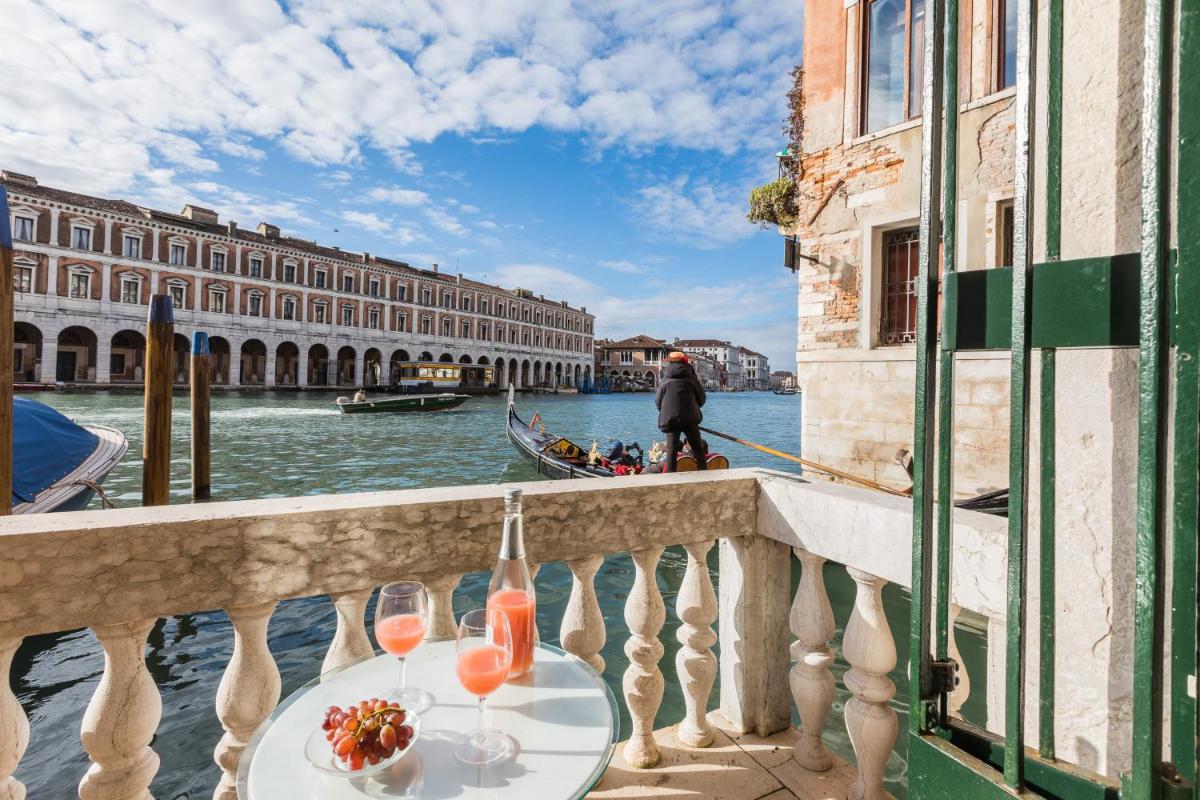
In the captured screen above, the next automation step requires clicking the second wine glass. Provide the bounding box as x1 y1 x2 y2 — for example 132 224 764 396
454 607 514 765
374 581 433 713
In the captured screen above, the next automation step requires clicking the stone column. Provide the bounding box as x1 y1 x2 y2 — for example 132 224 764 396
94 337 111 385
39 339 58 385
49 208 60 245
46 255 58 296
264 348 276 389
151 231 159 262
100 263 112 302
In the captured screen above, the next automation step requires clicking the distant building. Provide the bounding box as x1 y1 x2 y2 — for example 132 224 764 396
770 370 796 390
594 335 667 390
688 352 721 390
738 348 770 390
671 339 741 388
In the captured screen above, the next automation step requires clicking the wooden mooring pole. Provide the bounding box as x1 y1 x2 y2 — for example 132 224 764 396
190 331 211 500
142 295 174 506
0 187 13 516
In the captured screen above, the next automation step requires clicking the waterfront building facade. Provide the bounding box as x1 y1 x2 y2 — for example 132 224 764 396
593 335 666 390
4 171 594 391
769 371 795 391
737 348 770 390
671 339 740 388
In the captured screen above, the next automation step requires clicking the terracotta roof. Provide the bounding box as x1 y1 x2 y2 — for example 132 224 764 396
673 339 732 348
603 335 668 349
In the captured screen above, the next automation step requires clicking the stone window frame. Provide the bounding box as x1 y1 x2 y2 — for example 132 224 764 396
67 264 93 299
248 254 266 279
985 190 1017 270
442 317 453 337
422 287 433 306
314 266 328 289
460 319 471 338
312 300 328 324
442 290 453 308
367 307 381 330
120 272 144 305
479 321 489 340
342 273 355 293
368 277 381 297
461 295 472 312
420 315 432 335
209 245 228 272
207 286 228 314
11 206 37 242
340 304 354 327
396 309 408 331
168 236 189 266
281 293 298 321
282 259 298 284
859 209 922 350
246 289 266 318
122 228 146 259
396 283 407 302
166 278 188 311
14 257 35 293
480 298 489 315
69 218 95 251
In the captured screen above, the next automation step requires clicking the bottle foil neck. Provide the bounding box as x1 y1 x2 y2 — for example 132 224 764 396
500 514 525 559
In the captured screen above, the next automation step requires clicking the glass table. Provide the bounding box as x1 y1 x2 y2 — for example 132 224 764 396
238 640 619 799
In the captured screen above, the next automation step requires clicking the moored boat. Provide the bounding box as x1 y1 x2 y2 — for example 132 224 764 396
506 387 614 478
335 393 469 414
14 397 127 514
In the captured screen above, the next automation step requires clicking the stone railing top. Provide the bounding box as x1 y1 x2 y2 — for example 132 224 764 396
756 473 1010 619
0 470 761 639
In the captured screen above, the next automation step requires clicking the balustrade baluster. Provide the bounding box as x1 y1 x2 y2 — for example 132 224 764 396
948 603 971 717
213 603 280 800
424 573 461 639
791 548 835 770
842 568 897 800
323 587 374 674
1 638 28 800
622 546 665 768
561 555 605 672
79 619 161 800
675 540 717 747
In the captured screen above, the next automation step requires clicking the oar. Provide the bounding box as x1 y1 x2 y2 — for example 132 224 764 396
698 426 909 497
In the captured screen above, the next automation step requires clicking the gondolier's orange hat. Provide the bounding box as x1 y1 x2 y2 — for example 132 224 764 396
666 351 689 363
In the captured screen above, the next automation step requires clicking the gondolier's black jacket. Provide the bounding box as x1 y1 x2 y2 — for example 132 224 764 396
656 361 706 432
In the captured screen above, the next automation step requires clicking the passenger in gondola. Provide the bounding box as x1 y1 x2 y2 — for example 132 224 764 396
353 388 367 403
656 351 707 472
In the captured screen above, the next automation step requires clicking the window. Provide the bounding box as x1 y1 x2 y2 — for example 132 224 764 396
995 0 1017 91
523 331 530 345
368 308 380 329
999 200 1015 267
461 296 471 311
69 270 91 299
169 283 186 311
123 235 141 259
13 216 33 242
461 320 471 338
341 305 353 326
881 227 920 344
480 322 489 340
314 269 326 289
343 274 354 293
397 284 407 302
442 318 452 337
209 289 227 314
421 316 432 335
169 243 186 266
71 226 92 250
249 257 263 278
284 263 296 283
481 299 489 315
510 329 517 344
620 350 633 364
861 0 924 133
211 250 226 272
397 311 408 331
314 303 327 324
443 291 452 308
248 292 263 317
282 296 296 321
120 276 140 304
15 265 33 293
369 278 380 297
422 288 432 305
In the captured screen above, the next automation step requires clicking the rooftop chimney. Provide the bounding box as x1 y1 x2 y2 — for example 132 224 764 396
457 273 462 285
0 171 37 187
180 204 219 224
256 222 280 239
363 252 371 263
581 306 587 313
432 263 439 273
227 220 238 236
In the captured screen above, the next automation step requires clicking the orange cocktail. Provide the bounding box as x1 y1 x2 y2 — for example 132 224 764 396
375 613 427 656
456 644 511 697
487 588 535 678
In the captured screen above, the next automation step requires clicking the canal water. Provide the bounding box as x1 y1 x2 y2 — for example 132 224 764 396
14 391 986 798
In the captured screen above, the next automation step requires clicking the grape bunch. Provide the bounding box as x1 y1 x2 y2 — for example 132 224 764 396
321 698 414 770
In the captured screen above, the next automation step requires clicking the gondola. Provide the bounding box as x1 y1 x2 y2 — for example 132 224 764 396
506 386 615 478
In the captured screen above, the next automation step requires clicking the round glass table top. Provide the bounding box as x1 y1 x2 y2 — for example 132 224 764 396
238 640 619 799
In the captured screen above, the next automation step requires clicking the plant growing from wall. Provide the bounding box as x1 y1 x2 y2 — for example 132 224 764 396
783 65 805 179
747 178 798 228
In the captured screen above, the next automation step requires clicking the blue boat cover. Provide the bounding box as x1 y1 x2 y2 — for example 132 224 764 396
13 398 99 505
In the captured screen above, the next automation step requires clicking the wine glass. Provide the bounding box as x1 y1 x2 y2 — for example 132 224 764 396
374 581 432 713
454 608 514 765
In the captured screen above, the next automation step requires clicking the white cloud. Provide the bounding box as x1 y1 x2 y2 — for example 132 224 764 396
598 259 645 274
423 207 468 237
477 220 501 231
0 0 803 193
632 176 758 247
341 210 424 244
367 185 430 206
493 264 598 297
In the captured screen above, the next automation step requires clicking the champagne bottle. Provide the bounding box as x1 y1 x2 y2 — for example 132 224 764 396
487 488 538 679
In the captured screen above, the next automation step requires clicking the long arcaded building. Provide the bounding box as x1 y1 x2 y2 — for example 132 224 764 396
3 171 595 390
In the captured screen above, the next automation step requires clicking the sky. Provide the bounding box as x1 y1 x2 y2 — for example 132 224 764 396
2 0 805 369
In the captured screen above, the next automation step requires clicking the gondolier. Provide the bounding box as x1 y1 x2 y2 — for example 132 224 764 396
655 351 707 472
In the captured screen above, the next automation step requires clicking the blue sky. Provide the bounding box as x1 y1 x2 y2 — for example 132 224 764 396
2 0 805 369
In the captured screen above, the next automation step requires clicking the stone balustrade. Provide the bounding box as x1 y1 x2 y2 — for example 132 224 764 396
0 469 1009 799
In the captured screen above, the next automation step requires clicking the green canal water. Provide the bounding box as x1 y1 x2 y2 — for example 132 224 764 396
14 391 986 798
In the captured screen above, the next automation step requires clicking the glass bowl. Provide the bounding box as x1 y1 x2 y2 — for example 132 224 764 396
303 710 421 778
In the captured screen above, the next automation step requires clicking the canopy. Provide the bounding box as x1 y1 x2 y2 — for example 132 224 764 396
13 398 98 504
